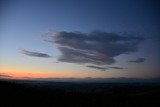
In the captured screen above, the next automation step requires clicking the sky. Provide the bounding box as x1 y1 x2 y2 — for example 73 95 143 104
0 0 160 79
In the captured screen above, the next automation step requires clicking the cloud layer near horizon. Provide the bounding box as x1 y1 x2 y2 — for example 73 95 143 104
0 74 12 78
46 31 144 66
20 49 51 58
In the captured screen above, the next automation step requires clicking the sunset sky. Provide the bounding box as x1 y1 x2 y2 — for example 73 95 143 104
0 0 160 79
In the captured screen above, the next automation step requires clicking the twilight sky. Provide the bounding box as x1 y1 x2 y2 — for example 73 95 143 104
0 0 160 79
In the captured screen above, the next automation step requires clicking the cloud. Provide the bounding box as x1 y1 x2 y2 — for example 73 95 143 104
0 74 12 78
129 58 146 63
109 67 126 69
86 65 125 71
20 49 52 58
45 31 144 66
86 65 126 71
86 65 107 71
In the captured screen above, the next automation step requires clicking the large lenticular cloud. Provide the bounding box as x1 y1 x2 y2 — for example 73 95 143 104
46 31 144 66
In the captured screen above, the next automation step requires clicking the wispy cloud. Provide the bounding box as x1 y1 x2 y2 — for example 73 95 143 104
0 74 12 78
45 31 144 66
129 58 146 63
109 67 126 69
20 49 52 58
86 65 125 71
86 65 107 71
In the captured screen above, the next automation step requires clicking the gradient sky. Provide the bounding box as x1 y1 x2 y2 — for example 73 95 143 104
0 0 160 79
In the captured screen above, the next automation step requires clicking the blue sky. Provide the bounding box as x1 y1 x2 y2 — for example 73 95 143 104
0 0 160 78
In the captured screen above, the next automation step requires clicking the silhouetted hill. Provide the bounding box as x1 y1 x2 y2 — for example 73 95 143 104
0 79 160 107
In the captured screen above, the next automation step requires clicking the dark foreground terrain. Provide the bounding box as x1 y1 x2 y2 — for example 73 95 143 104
0 79 160 107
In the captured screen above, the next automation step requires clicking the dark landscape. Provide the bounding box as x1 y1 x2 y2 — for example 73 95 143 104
1 79 160 107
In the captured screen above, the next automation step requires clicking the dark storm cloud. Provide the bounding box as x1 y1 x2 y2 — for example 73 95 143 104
20 49 51 58
129 58 146 63
46 31 144 65
86 65 107 71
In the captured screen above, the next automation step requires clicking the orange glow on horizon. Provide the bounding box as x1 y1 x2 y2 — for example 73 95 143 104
0 67 90 79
